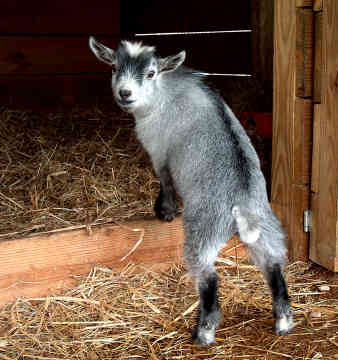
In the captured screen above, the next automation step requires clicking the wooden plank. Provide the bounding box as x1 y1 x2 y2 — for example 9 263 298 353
309 0 338 272
0 34 251 76
0 0 120 35
313 12 322 103
313 0 323 11
311 104 321 193
311 194 338 271
296 8 314 97
0 217 246 306
0 36 120 75
0 74 113 108
272 0 310 261
293 98 313 185
290 185 310 260
296 0 313 7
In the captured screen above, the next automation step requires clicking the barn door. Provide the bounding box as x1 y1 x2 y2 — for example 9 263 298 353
273 0 338 271
309 0 338 272
272 0 313 262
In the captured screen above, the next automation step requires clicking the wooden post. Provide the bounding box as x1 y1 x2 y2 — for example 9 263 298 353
309 0 338 272
272 0 313 261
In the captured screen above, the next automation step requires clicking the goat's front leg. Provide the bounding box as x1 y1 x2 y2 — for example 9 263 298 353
154 167 178 221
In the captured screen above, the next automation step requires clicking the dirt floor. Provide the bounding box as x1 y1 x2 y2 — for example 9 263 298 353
0 260 337 359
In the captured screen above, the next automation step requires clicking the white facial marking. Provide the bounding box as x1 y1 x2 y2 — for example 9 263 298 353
122 41 155 57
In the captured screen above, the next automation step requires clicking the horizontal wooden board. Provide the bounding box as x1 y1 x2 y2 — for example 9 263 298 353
0 217 247 306
0 36 120 75
0 34 251 76
0 74 113 108
0 0 120 35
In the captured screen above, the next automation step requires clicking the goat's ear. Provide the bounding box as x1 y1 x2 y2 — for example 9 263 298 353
89 36 115 66
159 50 186 73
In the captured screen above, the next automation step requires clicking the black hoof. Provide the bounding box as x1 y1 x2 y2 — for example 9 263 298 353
154 198 178 222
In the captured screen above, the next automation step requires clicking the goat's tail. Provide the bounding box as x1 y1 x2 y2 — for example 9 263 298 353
232 204 287 268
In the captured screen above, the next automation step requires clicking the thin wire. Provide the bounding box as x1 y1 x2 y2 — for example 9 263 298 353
135 30 252 77
198 73 252 77
135 30 251 36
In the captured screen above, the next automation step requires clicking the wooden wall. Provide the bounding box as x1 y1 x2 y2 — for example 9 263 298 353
0 1 120 108
0 0 252 109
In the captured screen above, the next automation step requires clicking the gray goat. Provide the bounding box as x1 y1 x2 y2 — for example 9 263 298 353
89 38 294 345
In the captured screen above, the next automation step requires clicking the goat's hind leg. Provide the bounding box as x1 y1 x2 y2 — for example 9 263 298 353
233 206 294 335
192 268 221 345
265 262 294 335
184 235 222 346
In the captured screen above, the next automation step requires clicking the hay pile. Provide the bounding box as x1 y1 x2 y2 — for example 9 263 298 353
0 100 271 240
0 261 337 359
0 106 159 239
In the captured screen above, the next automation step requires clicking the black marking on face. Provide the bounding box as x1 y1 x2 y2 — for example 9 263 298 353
115 44 155 84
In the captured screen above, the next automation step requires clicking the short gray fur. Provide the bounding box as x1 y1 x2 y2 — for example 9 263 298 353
89 37 294 345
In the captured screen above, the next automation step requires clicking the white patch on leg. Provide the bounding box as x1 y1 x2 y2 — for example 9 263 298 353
196 328 215 345
275 315 294 335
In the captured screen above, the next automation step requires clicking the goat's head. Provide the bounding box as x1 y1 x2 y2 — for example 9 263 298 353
89 37 186 114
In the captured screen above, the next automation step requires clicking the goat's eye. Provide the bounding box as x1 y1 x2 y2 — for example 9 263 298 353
147 71 155 79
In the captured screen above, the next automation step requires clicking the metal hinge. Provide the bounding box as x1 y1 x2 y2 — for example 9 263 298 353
304 209 311 232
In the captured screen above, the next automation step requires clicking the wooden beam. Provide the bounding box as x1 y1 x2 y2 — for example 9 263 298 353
313 12 323 103
0 218 246 307
296 8 314 98
272 0 311 261
311 104 321 193
309 0 338 272
293 98 313 185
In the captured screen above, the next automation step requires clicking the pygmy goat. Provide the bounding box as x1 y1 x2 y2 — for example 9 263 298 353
89 37 294 345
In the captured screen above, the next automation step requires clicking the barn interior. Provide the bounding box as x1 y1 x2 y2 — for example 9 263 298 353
0 1 337 359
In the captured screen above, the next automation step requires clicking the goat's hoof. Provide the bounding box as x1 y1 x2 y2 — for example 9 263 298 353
274 314 294 335
154 203 178 222
158 211 178 222
192 327 216 346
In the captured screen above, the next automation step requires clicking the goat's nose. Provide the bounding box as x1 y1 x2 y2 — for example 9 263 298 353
119 89 132 99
